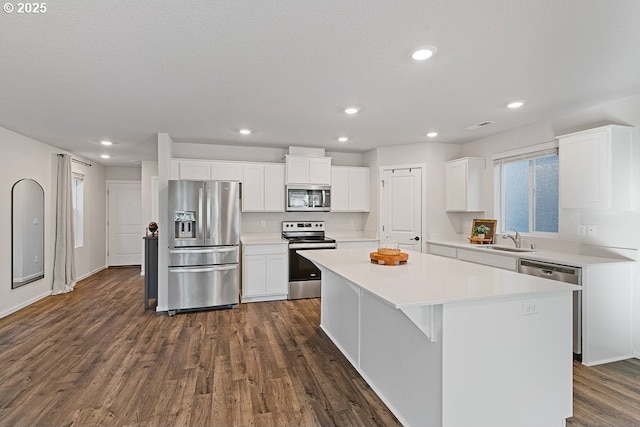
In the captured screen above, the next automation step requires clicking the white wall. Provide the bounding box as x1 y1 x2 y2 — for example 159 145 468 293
376 142 462 241
459 92 640 359
106 166 141 181
72 160 107 280
156 134 174 312
173 141 366 166
0 126 106 318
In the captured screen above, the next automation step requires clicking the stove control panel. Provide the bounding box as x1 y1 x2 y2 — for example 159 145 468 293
282 221 325 232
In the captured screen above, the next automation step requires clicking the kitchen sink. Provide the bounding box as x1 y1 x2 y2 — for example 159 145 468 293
480 245 535 253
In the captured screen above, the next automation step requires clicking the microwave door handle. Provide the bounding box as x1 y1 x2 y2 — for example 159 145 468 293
322 190 325 208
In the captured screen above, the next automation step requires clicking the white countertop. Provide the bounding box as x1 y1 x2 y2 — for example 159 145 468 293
427 239 633 267
301 248 580 309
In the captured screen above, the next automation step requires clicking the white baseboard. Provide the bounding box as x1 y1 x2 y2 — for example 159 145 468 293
76 265 106 282
0 291 51 320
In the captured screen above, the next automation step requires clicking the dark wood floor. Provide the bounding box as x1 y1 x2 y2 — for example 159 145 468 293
0 267 639 427
0 267 400 427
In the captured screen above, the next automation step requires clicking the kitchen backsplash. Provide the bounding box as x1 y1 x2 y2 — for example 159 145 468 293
241 212 368 234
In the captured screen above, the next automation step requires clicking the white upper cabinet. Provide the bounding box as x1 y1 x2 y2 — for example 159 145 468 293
211 162 244 181
170 159 244 181
559 125 634 210
331 166 370 212
445 157 485 212
242 163 285 212
286 156 331 185
170 159 211 180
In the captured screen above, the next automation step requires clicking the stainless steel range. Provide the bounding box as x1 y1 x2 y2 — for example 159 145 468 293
282 221 336 299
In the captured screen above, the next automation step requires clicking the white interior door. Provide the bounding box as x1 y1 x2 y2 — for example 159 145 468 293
380 167 422 252
108 182 142 266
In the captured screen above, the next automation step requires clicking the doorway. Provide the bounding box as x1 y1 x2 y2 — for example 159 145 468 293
107 181 142 266
379 166 424 252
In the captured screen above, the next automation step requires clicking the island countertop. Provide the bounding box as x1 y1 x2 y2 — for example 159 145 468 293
301 248 580 309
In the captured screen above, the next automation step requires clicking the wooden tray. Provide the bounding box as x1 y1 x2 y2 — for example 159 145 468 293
468 237 493 244
370 251 408 265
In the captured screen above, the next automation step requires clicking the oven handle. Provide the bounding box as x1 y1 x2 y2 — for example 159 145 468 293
289 243 337 249
169 265 237 273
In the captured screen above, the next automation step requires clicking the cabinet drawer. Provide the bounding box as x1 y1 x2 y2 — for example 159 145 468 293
243 243 288 256
428 244 457 259
456 249 517 271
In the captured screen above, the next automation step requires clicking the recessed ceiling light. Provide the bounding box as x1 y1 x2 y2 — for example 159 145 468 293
427 132 438 138
238 128 252 135
100 140 113 146
100 154 110 159
344 106 360 115
507 100 525 109
338 137 349 143
411 45 437 61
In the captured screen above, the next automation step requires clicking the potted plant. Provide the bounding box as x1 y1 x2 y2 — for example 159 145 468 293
473 224 491 240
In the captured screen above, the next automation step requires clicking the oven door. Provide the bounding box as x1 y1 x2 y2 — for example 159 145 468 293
288 243 335 299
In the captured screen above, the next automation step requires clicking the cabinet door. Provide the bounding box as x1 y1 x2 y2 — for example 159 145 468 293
243 255 266 297
265 254 288 294
286 157 309 184
559 130 610 209
211 162 243 181
309 157 332 184
445 160 467 211
176 160 212 180
263 164 285 211
330 167 350 211
242 164 264 211
348 167 370 212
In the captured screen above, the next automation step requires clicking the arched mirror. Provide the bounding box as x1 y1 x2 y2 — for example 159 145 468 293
12 179 45 289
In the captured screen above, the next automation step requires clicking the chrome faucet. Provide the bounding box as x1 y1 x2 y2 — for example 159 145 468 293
503 228 522 248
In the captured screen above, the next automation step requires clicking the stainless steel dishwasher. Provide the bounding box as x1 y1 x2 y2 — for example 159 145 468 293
518 258 582 356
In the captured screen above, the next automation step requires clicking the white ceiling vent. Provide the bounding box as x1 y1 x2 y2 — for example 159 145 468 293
465 121 496 130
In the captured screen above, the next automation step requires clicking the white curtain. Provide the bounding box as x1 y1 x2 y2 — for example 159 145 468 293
52 154 77 294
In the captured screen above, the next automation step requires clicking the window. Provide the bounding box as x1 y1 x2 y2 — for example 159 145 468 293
494 145 559 234
72 173 84 248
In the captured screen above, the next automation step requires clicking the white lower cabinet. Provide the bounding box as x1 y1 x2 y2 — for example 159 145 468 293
427 243 457 259
456 248 517 271
242 243 288 302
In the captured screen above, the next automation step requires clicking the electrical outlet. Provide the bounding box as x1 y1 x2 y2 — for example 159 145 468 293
522 301 538 316
586 224 596 237
35 255 39 264
577 225 586 236
349 219 354 226
260 220 266 228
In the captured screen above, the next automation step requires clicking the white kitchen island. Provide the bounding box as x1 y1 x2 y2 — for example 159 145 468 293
301 248 581 427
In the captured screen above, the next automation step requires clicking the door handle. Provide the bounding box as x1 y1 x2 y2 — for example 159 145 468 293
412 236 420 241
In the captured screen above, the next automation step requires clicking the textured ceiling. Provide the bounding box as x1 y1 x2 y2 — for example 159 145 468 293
2 0 640 165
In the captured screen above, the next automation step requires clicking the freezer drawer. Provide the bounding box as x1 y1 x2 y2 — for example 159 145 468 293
168 264 239 310
168 246 239 267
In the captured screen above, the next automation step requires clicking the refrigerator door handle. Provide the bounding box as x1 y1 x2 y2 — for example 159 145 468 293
169 247 237 255
169 265 238 274
198 187 204 239
206 184 212 241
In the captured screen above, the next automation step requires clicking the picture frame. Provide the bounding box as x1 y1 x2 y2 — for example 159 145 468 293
470 219 497 244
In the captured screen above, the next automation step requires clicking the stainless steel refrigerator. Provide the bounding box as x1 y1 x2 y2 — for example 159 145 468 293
167 180 240 314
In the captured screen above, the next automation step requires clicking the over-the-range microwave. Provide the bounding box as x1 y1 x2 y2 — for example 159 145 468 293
286 185 331 212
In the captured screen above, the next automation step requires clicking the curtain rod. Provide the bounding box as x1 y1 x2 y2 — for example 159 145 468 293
58 153 92 167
